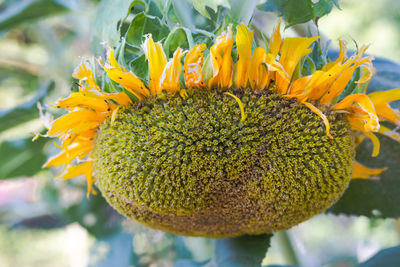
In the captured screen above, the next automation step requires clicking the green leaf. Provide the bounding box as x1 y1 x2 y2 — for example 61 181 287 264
188 0 230 19
129 54 148 79
258 0 313 27
329 56 400 218
211 234 272 267
0 136 48 179
0 81 54 133
257 0 340 27
124 12 169 48
0 0 72 31
91 0 145 54
172 0 196 30
229 0 258 24
174 235 272 267
358 246 400 267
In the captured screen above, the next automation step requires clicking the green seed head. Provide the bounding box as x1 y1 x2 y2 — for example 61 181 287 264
93 88 355 237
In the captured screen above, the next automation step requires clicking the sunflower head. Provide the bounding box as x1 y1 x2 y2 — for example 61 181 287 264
42 20 400 237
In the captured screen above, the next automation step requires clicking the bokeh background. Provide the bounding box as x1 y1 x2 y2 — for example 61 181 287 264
0 0 399 266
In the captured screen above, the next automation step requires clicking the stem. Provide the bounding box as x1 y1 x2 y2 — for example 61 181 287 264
275 231 300 266
396 218 400 241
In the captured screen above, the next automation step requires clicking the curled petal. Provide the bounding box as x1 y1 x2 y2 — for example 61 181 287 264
276 36 320 94
352 161 386 180
235 24 254 88
333 94 379 132
184 44 207 88
269 19 282 57
160 47 186 93
368 88 400 126
72 61 100 90
208 25 234 89
142 34 168 95
102 49 149 100
378 125 400 143
62 161 94 198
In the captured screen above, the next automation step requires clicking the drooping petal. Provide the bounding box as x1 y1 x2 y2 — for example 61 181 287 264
102 49 149 100
208 25 234 89
248 47 269 90
355 62 375 85
333 94 379 132
303 102 333 139
142 34 168 95
184 44 207 88
319 65 357 105
43 141 93 167
378 125 400 143
62 161 94 197
352 161 386 180
47 109 105 137
363 131 380 157
160 47 186 93
72 61 100 90
368 88 400 126
269 19 282 57
276 36 320 94
235 24 254 88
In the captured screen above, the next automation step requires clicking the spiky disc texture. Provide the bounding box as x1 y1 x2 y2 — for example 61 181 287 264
93 88 354 237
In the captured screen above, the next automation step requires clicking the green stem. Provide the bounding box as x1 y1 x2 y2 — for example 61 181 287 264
275 231 300 266
396 218 400 241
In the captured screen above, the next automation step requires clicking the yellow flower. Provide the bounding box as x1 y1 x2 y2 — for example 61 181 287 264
42 22 400 236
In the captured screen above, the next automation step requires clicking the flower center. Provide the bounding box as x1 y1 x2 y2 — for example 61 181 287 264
93 88 355 237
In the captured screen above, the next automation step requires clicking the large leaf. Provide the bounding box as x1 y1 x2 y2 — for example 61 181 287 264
257 0 340 27
0 81 54 133
329 55 400 218
174 234 272 267
124 12 169 48
358 246 400 267
0 0 72 31
187 0 230 19
0 136 48 179
91 0 144 54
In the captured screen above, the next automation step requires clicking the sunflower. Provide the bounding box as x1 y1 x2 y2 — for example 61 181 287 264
42 21 400 237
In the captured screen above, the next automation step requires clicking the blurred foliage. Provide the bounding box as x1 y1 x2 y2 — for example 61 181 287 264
0 0 399 266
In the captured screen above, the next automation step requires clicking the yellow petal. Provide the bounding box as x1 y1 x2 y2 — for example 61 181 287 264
333 94 379 132
72 61 100 90
363 131 380 157
269 19 282 57
62 161 94 198
208 25 234 89
102 49 149 100
319 65 357 105
352 161 386 180
378 125 400 143
47 109 104 137
248 47 269 90
368 88 400 104
142 34 168 95
184 44 207 88
235 24 254 88
44 141 93 167
302 102 333 139
355 62 375 84
160 47 186 93
368 88 400 126
276 36 320 94
223 92 246 121
55 92 110 112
